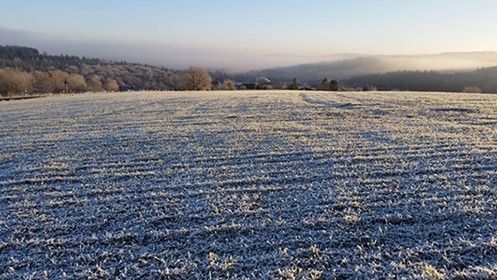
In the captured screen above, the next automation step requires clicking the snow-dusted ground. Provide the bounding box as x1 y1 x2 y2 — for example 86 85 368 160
1 90 497 279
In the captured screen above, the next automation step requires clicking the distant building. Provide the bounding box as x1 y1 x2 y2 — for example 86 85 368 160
236 77 272 90
256 77 272 85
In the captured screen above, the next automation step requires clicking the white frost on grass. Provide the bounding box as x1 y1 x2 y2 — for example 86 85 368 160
0 90 496 278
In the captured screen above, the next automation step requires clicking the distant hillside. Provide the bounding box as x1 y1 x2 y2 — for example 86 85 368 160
0 45 180 91
235 52 497 84
3 45 497 94
347 67 497 93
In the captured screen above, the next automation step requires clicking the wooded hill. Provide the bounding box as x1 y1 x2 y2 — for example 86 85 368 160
0 45 180 95
234 52 497 85
347 68 497 93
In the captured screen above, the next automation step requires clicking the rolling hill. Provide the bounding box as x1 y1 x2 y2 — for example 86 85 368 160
234 52 497 84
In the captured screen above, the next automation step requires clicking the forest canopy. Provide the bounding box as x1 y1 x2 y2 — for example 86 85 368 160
0 45 181 96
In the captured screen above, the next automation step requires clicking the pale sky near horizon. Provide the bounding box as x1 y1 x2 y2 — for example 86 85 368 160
1 0 497 69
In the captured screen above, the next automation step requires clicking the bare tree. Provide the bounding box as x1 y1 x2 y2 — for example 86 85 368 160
179 67 212 91
0 68 33 96
67 74 87 93
49 70 70 93
320 78 339 91
87 74 103 92
103 79 120 92
219 79 236 90
32 71 54 93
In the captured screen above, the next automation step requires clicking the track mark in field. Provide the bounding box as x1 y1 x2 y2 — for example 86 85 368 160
299 92 362 109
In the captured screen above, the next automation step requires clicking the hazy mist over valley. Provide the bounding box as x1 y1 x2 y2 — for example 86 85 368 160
0 27 363 71
3 26 497 75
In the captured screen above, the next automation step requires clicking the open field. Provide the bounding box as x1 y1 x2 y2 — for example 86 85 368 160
1 90 497 279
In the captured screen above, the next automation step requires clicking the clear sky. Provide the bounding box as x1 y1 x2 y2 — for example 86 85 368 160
1 0 497 69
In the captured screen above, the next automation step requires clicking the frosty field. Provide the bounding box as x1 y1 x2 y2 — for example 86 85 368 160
1 90 497 279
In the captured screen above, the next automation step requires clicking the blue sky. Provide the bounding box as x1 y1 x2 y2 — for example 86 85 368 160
1 0 497 69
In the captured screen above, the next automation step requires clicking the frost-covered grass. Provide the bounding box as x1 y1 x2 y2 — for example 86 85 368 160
1 90 497 279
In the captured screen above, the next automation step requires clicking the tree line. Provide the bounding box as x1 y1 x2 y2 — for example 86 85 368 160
6 45 494 95
0 45 244 96
0 45 182 96
347 68 497 93
0 68 120 96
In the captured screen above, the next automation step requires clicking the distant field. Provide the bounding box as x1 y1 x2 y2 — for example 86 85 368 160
1 90 497 279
